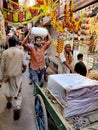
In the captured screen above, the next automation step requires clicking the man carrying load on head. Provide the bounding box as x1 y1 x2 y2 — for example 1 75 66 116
22 27 51 87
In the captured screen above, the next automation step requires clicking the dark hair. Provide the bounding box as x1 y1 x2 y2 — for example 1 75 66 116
34 36 42 42
44 35 49 41
64 44 71 49
90 36 94 40
8 36 17 47
77 53 83 60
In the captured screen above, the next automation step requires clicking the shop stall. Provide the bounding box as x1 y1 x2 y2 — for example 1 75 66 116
72 1 98 79
0 11 6 59
43 0 98 75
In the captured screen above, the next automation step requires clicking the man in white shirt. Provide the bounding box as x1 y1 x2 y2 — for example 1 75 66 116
1 36 26 120
59 44 74 73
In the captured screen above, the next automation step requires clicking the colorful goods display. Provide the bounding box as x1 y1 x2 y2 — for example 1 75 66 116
3 0 51 25
62 0 82 33
0 11 6 45
56 33 64 57
2 0 83 55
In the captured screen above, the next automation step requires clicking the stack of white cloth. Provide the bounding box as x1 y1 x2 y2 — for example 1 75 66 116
47 74 98 117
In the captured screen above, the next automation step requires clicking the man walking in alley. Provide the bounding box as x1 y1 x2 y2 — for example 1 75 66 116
0 36 27 121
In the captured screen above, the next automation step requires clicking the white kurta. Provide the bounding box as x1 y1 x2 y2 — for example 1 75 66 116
59 52 70 73
1 47 25 77
1 47 26 109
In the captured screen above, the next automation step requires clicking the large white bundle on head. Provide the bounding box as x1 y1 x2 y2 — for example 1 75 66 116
31 27 48 37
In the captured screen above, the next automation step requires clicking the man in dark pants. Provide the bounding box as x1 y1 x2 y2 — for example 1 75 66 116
74 53 87 76
23 35 51 87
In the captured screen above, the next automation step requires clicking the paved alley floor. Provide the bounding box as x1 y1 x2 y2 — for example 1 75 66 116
0 64 37 130
0 54 58 130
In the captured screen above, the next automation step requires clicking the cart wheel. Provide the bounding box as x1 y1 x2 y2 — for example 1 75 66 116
34 94 48 130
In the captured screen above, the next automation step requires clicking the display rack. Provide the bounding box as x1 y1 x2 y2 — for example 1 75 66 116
87 54 98 70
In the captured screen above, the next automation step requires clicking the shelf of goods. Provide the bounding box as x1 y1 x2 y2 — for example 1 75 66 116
0 11 6 58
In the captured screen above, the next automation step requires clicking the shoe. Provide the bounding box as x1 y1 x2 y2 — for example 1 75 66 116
40 82 44 87
6 102 12 109
39 75 44 87
29 82 32 85
44 74 48 82
13 109 21 121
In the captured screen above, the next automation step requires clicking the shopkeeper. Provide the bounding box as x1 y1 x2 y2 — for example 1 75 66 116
59 44 74 73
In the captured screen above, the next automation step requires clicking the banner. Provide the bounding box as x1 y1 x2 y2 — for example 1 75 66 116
3 7 40 25
2 0 49 25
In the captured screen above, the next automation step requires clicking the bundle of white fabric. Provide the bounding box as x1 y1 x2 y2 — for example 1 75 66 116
31 27 48 38
48 74 98 117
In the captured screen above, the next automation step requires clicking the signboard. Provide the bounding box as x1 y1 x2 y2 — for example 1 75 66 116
73 0 97 11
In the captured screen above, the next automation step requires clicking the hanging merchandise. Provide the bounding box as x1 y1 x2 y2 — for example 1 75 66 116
13 12 18 22
56 33 64 57
51 0 83 56
8 12 13 21
51 8 64 33
77 2 98 49
3 0 82 33
19 12 24 22
0 11 6 59
36 0 44 5
0 11 6 45
2 0 82 55
3 0 49 26
62 0 83 33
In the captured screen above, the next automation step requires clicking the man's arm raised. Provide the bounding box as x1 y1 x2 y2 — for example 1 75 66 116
21 29 31 45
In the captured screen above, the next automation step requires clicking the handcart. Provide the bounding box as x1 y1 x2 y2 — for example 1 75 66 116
34 83 71 130
34 74 98 130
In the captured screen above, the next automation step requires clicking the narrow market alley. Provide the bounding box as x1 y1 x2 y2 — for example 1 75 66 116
0 0 98 130
0 54 57 130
